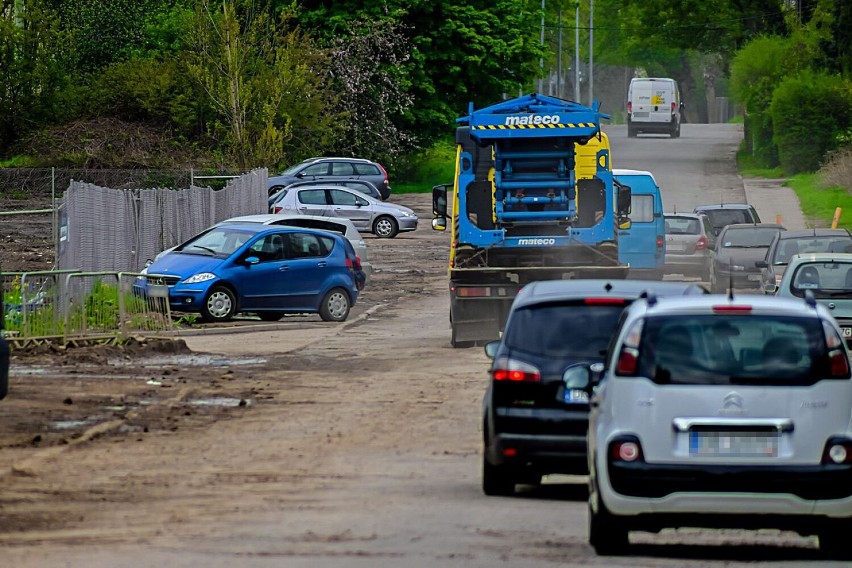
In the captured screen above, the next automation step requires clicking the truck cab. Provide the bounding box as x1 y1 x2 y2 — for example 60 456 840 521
612 169 665 279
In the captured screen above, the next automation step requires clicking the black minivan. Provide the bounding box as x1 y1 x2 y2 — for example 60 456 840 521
481 279 706 496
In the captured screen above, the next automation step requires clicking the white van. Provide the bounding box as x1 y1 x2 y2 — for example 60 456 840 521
626 77 682 138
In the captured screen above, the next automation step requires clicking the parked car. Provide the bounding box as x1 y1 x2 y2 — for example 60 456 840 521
480 279 707 496
758 228 852 294
663 212 715 280
267 157 391 200
777 253 852 343
270 185 417 238
151 214 371 279
709 223 785 293
588 294 852 558
136 224 363 323
693 203 761 236
269 179 384 207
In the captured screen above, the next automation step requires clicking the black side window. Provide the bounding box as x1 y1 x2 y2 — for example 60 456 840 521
301 163 329 176
330 189 359 206
353 163 380 175
287 233 326 259
298 189 327 205
331 162 355 176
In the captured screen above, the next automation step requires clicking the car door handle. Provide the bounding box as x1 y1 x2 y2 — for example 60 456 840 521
279 266 289 271
317 261 327 267
298 206 308 211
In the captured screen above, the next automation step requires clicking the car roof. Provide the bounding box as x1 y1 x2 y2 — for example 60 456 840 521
720 223 784 230
630 294 827 319
220 214 351 227
778 228 852 239
211 223 341 237
788 252 852 263
694 203 752 210
512 279 706 310
302 157 374 164
665 212 704 218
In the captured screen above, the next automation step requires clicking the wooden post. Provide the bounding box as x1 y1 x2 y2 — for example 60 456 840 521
832 207 842 229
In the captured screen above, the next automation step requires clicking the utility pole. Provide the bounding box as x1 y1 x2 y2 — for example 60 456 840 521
538 0 545 94
574 2 580 102
589 0 594 106
557 9 563 98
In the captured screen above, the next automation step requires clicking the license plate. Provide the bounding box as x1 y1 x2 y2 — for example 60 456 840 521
689 431 778 457
632 112 649 118
667 243 685 252
747 274 762 281
843 327 852 338
564 389 589 404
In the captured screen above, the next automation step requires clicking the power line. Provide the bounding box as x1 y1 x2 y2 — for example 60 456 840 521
541 8 791 32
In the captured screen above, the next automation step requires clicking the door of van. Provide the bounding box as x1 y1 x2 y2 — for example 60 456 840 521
615 173 664 273
631 79 674 125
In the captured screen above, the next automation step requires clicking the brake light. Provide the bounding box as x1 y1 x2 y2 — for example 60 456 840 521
377 163 389 187
656 235 664 250
272 206 283 214
695 235 707 251
627 101 632 113
615 348 639 375
491 358 540 382
457 287 489 297
353 255 362 271
610 437 644 462
822 439 852 464
584 297 626 306
712 305 753 313
830 350 849 377
671 102 676 112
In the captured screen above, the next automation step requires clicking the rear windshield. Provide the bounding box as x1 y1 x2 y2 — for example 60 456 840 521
773 236 852 264
790 261 852 298
721 227 779 248
637 315 844 386
701 209 751 228
504 302 626 359
665 217 700 235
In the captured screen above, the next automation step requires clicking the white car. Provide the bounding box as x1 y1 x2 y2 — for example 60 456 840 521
152 214 371 277
588 294 852 559
270 185 417 238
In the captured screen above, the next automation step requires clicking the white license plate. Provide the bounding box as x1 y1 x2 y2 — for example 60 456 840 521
564 389 589 404
747 274 762 281
843 327 852 338
667 243 685 252
689 431 778 457
633 112 649 118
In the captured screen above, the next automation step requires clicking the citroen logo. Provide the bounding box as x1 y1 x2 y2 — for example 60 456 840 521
828 303 836 310
723 392 744 409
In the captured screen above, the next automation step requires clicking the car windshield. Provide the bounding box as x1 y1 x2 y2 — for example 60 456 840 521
790 261 852 298
503 302 626 359
636 314 841 386
270 189 289 204
721 228 778 248
178 227 253 257
665 217 700 235
702 209 750 229
773 236 852 264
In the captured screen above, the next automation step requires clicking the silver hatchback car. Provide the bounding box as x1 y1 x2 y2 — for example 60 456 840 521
270 185 417 238
663 213 714 280
588 294 852 559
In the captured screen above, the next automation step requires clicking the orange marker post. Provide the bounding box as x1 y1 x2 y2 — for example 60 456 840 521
832 207 842 229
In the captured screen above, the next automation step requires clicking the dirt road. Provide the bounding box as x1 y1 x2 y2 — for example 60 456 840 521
0 125 833 567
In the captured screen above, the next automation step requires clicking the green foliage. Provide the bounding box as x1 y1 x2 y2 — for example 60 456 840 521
393 137 456 185
787 172 852 230
770 71 852 174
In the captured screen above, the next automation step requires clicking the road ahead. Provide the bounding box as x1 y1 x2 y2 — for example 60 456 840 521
3 125 837 568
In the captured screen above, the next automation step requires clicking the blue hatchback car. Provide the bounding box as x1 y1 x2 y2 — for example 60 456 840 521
136 224 362 322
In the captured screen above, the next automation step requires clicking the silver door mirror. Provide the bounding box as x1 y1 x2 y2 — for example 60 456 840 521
484 341 499 359
562 365 591 389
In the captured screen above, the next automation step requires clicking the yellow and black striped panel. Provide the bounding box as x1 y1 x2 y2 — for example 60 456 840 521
471 123 596 130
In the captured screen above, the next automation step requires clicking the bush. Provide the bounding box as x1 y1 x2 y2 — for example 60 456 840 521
820 146 852 193
770 71 852 174
392 137 456 185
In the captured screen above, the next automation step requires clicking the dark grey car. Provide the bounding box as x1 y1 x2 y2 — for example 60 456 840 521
710 223 784 293
268 157 391 200
693 203 761 236
757 228 852 294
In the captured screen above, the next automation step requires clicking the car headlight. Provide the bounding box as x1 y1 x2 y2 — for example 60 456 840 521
183 272 216 284
399 211 412 217
731 265 745 271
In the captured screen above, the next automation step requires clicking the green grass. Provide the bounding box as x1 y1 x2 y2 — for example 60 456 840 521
787 173 852 230
0 155 39 167
393 182 435 195
393 138 456 192
736 145 784 178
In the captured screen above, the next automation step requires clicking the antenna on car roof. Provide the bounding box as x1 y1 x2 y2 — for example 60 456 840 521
641 290 658 306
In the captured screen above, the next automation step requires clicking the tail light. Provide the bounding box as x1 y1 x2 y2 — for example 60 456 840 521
377 163 389 187
627 101 632 113
614 319 643 376
584 297 626 306
353 255 362 271
822 321 850 377
671 102 677 112
491 358 540 383
656 235 664 250
712 305 753 314
822 438 852 464
272 206 283 214
609 436 644 463
695 235 707 251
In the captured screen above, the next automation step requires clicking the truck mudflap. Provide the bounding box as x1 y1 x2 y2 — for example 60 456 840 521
449 284 516 348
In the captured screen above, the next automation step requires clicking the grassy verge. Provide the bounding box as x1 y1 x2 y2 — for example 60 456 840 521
786 173 852 230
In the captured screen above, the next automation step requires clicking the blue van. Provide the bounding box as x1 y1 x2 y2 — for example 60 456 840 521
613 169 665 279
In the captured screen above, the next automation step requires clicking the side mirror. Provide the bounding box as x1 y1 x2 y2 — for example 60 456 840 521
432 217 447 231
590 362 605 384
244 256 260 265
295 172 305 178
617 185 632 218
618 218 632 230
484 341 499 359
432 184 449 217
764 284 778 294
562 365 591 389
755 260 768 268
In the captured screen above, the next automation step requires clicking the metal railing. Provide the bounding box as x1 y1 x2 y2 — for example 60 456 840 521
1 270 174 347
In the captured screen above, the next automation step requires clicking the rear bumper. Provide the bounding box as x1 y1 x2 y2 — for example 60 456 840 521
714 270 762 288
664 254 709 276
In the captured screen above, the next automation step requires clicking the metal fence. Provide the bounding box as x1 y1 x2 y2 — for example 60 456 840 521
2 270 173 347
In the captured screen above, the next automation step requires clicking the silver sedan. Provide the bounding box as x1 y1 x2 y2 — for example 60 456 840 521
270 185 418 238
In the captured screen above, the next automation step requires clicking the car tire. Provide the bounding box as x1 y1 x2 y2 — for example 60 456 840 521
589 495 629 555
373 215 399 238
627 124 637 138
819 523 852 560
482 456 516 496
268 184 286 197
258 311 284 322
319 287 350 322
201 285 237 322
